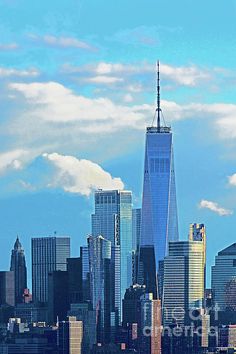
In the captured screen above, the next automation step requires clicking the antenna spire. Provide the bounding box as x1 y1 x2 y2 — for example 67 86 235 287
156 60 161 129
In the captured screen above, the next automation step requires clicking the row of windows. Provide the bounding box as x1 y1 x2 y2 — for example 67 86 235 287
95 196 116 204
150 158 170 173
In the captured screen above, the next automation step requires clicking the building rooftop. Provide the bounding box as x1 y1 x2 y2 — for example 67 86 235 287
218 243 236 256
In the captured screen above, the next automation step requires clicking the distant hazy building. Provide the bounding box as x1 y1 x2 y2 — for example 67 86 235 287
14 302 48 323
58 316 83 354
10 237 27 304
163 241 205 326
0 271 15 307
92 190 133 305
212 243 236 311
32 237 70 304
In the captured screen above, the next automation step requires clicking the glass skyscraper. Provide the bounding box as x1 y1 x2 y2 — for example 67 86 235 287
92 190 132 311
88 235 113 343
212 243 236 311
141 125 179 269
141 66 178 269
163 240 205 326
32 236 70 304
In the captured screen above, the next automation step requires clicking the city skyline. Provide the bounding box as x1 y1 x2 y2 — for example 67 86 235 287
1 0 236 289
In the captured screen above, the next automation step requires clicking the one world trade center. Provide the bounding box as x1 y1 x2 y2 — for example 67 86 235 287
140 62 179 274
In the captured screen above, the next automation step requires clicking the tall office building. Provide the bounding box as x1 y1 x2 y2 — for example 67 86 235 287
58 316 83 354
212 243 236 311
141 63 179 270
189 223 206 288
68 302 97 352
92 190 132 308
88 235 113 344
137 245 158 299
163 240 205 326
32 236 70 304
67 258 83 304
10 237 27 304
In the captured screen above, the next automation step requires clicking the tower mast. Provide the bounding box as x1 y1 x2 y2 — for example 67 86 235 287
156 60 161 129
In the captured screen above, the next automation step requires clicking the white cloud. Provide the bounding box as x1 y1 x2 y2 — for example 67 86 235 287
0 43 19 51
0 149 29 175
161 63 211 87
0 67 39 78
29 34 95 51
199 199 233 216
42 152 124 196
228 174 236 186
63 61 212 87
7 80 236 164
9 81 150 127
86 75 123 84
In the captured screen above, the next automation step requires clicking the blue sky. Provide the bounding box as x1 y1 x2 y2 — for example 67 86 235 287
1 0 236 286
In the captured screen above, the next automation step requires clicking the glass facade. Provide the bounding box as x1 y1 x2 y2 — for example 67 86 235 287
141 126 179 269
163 241 205 326
88 235 112 343
32 236 70 304
212 243 236 311
91 190 132 313
132 208 141 251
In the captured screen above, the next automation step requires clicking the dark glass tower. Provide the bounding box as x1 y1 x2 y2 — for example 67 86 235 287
10 237 27 304
32 236 70 304
141 63 179 270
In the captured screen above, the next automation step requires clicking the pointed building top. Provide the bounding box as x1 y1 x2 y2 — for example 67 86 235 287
156 60 161 129
14 236 23 251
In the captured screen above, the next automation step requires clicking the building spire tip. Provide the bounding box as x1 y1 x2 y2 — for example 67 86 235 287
156 60 161 129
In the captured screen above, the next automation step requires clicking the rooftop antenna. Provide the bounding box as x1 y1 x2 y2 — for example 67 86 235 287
156 60 161 129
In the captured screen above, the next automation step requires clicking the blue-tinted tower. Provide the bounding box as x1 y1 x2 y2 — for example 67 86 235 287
141 62 179 270
92 190 132 315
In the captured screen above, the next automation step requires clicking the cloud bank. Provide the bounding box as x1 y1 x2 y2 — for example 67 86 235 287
199 199 233 216
42 152 124 196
